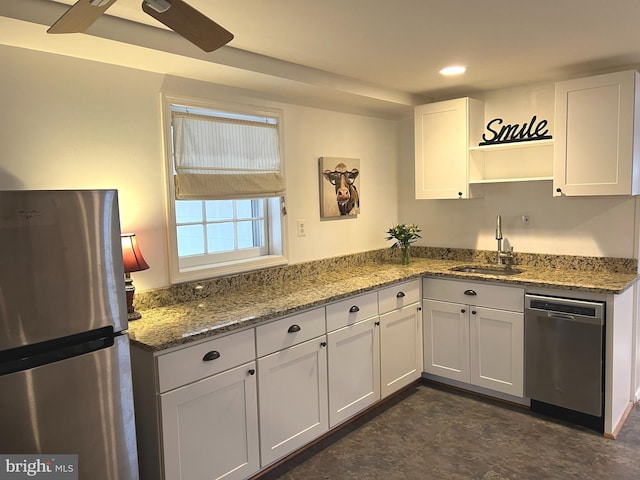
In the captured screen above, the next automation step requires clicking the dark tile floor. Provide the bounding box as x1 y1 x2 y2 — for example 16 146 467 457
259 382 640 480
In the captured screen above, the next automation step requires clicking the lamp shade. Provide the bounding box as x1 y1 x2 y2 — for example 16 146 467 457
121 233 150 273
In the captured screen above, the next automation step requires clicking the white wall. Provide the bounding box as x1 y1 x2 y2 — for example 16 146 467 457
398 83 639 259
0 45 400 292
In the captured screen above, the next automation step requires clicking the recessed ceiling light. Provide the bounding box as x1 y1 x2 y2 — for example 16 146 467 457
439 65 467 76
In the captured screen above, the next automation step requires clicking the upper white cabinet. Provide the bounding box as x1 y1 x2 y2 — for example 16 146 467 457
415 97 484 199
554 69 640 196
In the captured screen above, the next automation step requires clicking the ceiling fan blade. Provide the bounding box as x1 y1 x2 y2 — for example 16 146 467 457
48 0 119 34
142 0 234 52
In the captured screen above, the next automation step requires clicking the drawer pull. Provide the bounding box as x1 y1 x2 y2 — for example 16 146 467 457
202 351 221 362
287 324 301 333
464 289 477 296
471 310 477 315
320 341 327 347
461 308 466 313
248 369 256 376
396 291 406 298
349 305 360 313
375 321 380 326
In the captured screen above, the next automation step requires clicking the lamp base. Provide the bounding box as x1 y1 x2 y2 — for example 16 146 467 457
125 273 142 321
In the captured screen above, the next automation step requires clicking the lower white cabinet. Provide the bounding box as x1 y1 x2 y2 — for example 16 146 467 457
422 299 470 382
131 328 259 480
470 306 523 395
423 278 524 397
161 362 260 480
257 336 329 466
132 280 424 480
327 316 380 428
379 303 423 397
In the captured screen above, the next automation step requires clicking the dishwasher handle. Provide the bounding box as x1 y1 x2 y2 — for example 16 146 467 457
526 309 604 327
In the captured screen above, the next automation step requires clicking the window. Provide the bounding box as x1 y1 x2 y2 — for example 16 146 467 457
163 97 287 283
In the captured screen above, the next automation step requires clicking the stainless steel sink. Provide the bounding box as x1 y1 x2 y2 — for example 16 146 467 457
449 265 523 275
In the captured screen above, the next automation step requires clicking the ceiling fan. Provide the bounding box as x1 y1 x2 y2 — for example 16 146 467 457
47 0 234 52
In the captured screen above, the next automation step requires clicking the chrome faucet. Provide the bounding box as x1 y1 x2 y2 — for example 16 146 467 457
495 214 514 266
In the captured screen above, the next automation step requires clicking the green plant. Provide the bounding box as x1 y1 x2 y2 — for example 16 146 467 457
385 224 422 249
386 224 421 264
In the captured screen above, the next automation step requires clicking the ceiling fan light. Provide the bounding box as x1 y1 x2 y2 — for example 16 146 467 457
144 0 171 14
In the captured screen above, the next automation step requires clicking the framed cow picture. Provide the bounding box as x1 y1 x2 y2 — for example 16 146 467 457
319 157 360 218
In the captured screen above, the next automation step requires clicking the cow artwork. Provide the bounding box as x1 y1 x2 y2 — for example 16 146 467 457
319 157 360 217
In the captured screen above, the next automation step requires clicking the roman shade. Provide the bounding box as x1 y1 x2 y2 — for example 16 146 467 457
172 111 285 199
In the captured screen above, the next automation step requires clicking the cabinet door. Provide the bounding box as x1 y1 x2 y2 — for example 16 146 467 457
414 98 483 199
327 317 380 428
554 70 639 196
258 337 329 466
160 362 259 480
423 299 470 383
470 307 524 397
379 303 422 397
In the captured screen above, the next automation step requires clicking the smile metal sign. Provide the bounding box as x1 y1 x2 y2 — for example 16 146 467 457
479 115 552 146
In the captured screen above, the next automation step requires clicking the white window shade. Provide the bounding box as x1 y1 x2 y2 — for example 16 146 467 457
172 111 285 199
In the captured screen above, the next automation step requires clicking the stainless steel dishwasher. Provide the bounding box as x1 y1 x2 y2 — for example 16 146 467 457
524 294 605 431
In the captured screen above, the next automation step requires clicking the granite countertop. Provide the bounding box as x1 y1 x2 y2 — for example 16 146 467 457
126 256 638 352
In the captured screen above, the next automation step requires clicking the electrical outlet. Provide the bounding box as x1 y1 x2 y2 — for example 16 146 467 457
297 219 307 237
521 215 530 226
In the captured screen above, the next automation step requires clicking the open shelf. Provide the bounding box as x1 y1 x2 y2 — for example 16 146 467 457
469 140 553 184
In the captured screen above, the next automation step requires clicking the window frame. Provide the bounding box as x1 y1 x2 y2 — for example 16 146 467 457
161 94 288 284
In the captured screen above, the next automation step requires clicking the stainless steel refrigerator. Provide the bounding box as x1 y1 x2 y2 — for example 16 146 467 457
0 190 139 479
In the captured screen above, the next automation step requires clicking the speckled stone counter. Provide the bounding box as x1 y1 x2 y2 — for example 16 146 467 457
127 248 638 352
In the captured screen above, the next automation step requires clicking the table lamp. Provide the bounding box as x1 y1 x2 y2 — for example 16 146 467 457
121 233 150 321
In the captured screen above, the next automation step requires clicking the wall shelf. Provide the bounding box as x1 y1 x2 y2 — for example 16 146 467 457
469 139 553 152
469 176 552 185
469 139 554 184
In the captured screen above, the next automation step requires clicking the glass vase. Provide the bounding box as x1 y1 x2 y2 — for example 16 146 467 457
401 245 410 265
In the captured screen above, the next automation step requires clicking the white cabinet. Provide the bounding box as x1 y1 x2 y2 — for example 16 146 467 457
415 97 484 199
554 69 640 196
161 362 259 480
423 278 524 397
422 299 470 382
327 316 380 428
378 280 423 397
469 306 523 395
325 281 422 427
256 309 328 467
326 292 380 428
131 328 260 480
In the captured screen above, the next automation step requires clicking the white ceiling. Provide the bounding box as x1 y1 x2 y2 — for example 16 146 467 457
2 0 640 117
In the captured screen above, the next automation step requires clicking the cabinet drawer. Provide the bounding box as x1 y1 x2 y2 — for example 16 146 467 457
378 280 421 314
326 291 378 332
423 277 524 312
157 328 256 393
256 308 326 357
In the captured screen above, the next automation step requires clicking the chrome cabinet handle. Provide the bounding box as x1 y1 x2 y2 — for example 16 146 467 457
349 305 360 313
203 351 220 361
288 324 301 333
396 291 405 298
464 289 477 296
